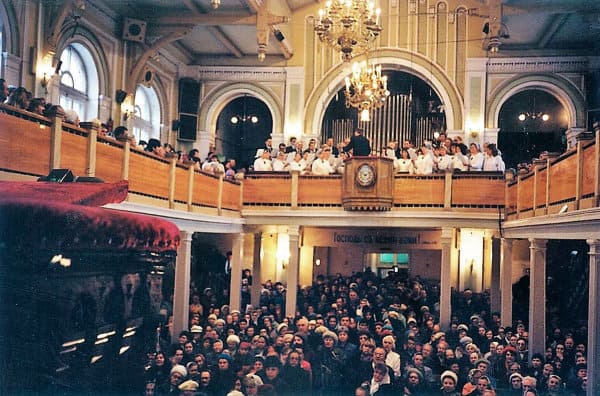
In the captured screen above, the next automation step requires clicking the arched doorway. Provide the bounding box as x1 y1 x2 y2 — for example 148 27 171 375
321 70 445 152
498 89 568 169
216 95 273 170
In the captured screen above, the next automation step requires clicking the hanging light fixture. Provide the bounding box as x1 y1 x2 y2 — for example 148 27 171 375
313 0 383 62
344 59 390 121
211 0 221 10
518 93 549 122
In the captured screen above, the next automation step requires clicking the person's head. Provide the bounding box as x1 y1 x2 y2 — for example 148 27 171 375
373 347 387 364
476 359 490 374
522 376 537 391
547 374 562 391
372 362 388 383
199 369 211 387
0 78 9 101
476 376 491 393
382 335 395 351
575 363 587 379
155 351 166 366
170 365 187 386
355 383 369 396
406 368 422 386
510 373 523 390
264 357 280 380
144 380 156 395
441 370 458 392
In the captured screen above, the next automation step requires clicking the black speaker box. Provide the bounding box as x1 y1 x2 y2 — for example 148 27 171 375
178 114 197 141
178 78 200 114
172 119 181 131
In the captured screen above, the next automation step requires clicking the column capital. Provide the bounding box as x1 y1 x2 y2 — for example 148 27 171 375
287 225 301 237
528 238 547 251
587 239 600 252
179 230 193 242
441 227 454 241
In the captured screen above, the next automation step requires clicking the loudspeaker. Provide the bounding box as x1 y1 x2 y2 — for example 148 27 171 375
172 120 181 131
38 169 75 183
178 114 197 141
115 89 127 104
122 18 147 43
178 78 200 114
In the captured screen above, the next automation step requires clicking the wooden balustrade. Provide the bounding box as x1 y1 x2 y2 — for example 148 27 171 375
1 105 597 218
506 132 599 220
0 105 241 213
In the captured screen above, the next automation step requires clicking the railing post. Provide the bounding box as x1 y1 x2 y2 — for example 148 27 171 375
545 158 551 215
516 174 522 219
80 121 99 177
121 141 130 180
532 159 545 216
596 130 600 207
443 170 452 209
217 173 224 215
169 158 177 209
291 170 300 209
47 106 65 170
187 166 195 212
576 139 584 210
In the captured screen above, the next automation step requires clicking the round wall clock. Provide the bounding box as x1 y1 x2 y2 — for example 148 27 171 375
356 163 376 187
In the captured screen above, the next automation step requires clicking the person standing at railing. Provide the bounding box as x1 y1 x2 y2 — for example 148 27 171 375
452 143 470 172
483 144 505 172
414 145 434 175
436 145 453 172
469 143 484 172
253 149 273 171
344 128 371 157
311 147 335 175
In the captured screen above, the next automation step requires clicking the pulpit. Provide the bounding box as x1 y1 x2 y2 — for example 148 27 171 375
342 156 394 211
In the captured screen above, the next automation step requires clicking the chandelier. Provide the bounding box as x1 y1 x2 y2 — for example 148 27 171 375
313 0 383 62
344 60 389 122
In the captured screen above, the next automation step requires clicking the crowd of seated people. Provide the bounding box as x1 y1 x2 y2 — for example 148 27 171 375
141 269 588 396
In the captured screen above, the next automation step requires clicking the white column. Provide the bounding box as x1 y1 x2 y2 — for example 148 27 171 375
229 233 244 312
528 238 547 361
173 231 192 337
500 238 513 327
439 228 453 329
251 233 263 308
587 239 600 396
490 237 501 314
286 226 301 318
197 131 214 160
483 128 500 145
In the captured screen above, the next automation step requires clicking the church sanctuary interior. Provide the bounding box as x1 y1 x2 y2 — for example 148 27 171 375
1 0 600 395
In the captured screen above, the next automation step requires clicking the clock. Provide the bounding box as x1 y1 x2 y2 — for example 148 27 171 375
356 163 376 187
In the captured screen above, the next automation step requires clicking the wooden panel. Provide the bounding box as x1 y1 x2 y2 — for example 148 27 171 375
173 165 190 203
60 131 88 177
506 183 517 214
393 176 444 205
192 172 220 207
243 175 292 205
548 154 577 204
518 176 535 211
581 142 596 197
128 151 171 199
0 113 51 176
452 176 505 206
222 180 241 210
536 169 548 208
298 176 342 205
95 141 126 182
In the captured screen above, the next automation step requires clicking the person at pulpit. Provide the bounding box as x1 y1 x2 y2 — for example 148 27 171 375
343 128 371 157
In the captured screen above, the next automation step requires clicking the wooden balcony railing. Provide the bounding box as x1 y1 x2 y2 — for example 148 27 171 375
506 131 599 220
0 105 241 213
1 104 596 219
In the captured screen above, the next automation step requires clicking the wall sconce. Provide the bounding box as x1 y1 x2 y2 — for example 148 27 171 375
38 62 55 95
121 94 135 121
315 259 321 267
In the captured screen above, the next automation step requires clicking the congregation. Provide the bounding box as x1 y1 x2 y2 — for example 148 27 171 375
142 270 588 396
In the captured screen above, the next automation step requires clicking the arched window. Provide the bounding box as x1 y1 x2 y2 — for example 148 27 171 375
133 85 161 143
58 43 99 121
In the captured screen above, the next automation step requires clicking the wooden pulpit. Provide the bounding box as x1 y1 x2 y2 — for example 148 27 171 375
342 156 394 211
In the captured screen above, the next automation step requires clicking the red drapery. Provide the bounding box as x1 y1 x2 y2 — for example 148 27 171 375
0 181 180 252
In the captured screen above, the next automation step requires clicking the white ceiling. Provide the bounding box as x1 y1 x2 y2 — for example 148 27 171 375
98 0 600 64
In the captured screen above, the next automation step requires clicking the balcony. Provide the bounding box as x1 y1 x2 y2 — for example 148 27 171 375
0 104 597 227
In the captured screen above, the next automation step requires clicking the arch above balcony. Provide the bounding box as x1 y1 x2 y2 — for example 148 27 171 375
199 82 283 139
304 48 464 137
486 74 586 129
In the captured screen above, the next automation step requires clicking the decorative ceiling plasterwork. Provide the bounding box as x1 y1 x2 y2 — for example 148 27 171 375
196 67 287 82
